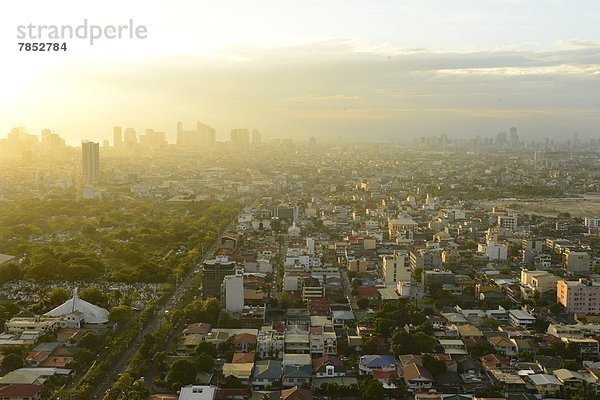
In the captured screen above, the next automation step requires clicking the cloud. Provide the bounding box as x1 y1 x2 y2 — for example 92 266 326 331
9 39 600 142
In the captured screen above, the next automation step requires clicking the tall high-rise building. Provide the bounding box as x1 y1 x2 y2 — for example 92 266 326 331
197 121 216 147
509 127 519 148
82 141 100 182
176 121 215 148
251 129 261 144
231 128 250 147
202 258 236 300
176 122 183 146
124 127 137 148
113 126 122 147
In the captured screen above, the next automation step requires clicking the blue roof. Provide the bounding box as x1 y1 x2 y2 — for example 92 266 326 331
360 355 397 368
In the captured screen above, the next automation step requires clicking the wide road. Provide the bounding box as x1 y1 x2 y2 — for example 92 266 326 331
94 220 235 400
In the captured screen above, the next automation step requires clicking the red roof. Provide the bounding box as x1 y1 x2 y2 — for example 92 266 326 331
183 322 212 335
373 369 398 380
480 353 510 367
281 386 313 400
233 333 257 345
312 355 343 370
0 384 42 397
357 286 379 298
231 352 255 364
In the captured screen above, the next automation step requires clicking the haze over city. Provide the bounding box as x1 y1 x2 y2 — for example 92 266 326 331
2 0 600 144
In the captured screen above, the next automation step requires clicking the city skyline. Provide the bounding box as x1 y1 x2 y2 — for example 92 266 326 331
2 0 600 144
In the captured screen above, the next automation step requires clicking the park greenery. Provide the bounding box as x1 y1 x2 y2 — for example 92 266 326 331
0 198 239 284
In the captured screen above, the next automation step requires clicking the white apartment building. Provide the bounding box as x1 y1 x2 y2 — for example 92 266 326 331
382 253 410 287
520 270 558 293
221 274 244 313
258 327 285 358
478 240 508 261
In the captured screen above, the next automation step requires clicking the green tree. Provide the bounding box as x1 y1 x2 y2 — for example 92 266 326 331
357 297 370 309
109 305 133 325
1 353 23 372
79 332 102 351
422 354 447 375
195 341 217 358
48 287 71 308
167 359 196 389
79 286 108 308
360 378 385 400
195 353 214 372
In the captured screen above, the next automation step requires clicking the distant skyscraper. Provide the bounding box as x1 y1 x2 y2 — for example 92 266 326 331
124 127 137 148
231 128 250 147
176 122 183 146
197 121 216 146
113 126 122 147
509 127 518 148
82 141 100 182
251 129 261 144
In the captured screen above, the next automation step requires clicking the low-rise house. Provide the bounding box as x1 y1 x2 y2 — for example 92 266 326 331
233 333 257 352
488 337 519 357
479 354 511 370
282 364 312 388
438 339 468 355
312 356 346 378
527 374 563 398
0 384 43 400
561 337 600 360
280 386 313 400
487 369 527 393
373 369 399 389
182 323 212 337
554 368 586 396
508 309 536 329
358 355 397 375
251 360 282 390
177 385 216 400
222 363 254 385
331 310 355 328
231 352 255 364
402 363 434 391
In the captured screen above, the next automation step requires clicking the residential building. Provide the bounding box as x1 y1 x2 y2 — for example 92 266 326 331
358 355 397 375
498 214 518 229
312 356 346 378
251 360 282 390
202 258 236 300
382 253 410 287
528 374 562 397
563 250 591 275
257 326 285 359
478 240 508 261
422 270 456 286
410 249 442 271
402 363 434 391
81 141 99 182
557 279 600 314
520 270 558 293
388 216 418 243
221 274 244 313
508 309 536 328
177 385 217 400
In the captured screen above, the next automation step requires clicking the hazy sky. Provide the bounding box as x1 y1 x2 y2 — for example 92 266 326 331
1 0 599 144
